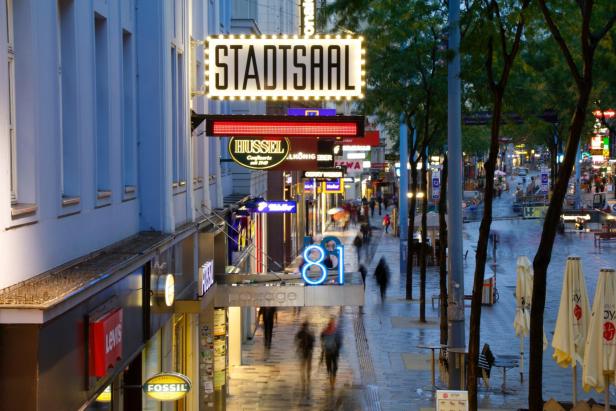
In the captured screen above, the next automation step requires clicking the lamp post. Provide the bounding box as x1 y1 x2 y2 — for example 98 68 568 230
447 0 465 390
399 115 409 274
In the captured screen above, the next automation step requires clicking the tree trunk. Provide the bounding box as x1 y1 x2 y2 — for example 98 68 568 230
419 156 428 322
439 155 449 345
406 161 419 300
467 92 503 410
528 81 592 411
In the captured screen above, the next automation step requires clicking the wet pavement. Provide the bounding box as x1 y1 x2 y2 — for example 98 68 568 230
225 189 616 410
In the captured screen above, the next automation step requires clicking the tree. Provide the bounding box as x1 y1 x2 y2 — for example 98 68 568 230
528 2 616 409
322 1 448 315
462 1 530 408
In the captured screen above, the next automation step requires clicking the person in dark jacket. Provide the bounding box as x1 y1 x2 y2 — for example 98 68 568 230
295 321 315 390
258 307 277 349
374 257 390 303
320 317 342 388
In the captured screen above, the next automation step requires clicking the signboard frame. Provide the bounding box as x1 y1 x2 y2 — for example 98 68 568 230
204 115 365 138
205 35 365 101
228 137 290 169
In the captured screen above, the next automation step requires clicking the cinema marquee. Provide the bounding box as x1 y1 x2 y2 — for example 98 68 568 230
205 35 365 100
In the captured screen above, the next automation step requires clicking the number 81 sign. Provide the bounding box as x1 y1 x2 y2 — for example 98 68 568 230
301 244 345 285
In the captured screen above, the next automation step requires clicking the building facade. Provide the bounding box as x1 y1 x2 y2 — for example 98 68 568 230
0 0 297 410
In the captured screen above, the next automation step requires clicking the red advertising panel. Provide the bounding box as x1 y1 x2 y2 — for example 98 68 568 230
90 308 123 377
205 115 365 138
338 130 380 146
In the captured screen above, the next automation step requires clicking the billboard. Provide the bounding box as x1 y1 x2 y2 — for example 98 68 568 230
205 36 365 100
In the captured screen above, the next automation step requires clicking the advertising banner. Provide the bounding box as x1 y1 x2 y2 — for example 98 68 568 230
432 172 441 200
334 159 363 174
323 178 343 193
436 390 468 411
205 114 365 138
302 169 344 179
228 137 289 169
540 169 549 193
338 130 380 147
288 107 336 116
90 308 123 377
254 200 297 213
300 0 317 36
205 36 364 100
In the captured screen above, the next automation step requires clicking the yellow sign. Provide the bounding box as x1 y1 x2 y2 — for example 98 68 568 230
143 372 191 401
95 385 111 403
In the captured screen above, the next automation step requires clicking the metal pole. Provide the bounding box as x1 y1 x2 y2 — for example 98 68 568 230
447 0 465 390
575 141 581 209
399 114 409 274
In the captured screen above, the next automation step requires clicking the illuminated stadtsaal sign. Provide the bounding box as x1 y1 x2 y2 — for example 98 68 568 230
205 35 365 100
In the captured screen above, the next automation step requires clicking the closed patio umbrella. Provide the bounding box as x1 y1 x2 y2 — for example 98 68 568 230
552 256 591 404
582 268 616 411
514 256 533 383
514 256 547 383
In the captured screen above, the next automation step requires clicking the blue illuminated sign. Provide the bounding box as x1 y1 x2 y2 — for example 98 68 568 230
324 178 342 192
287 108 337 116
255 200 297 213
301 244 344 285
304 179 316 191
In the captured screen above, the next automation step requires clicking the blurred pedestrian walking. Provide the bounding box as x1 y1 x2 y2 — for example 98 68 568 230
320 317 342 388
377 195 383 215
353 234 363 262
374 257 390 303
369 197 376 217
359 264 367 290
258 307 277 349
295 321 315 391
382 214 391 234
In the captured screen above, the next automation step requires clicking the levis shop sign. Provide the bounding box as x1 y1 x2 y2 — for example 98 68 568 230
90 308 123 377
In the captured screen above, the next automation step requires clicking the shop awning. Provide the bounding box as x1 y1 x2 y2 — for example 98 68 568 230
213 272 364 307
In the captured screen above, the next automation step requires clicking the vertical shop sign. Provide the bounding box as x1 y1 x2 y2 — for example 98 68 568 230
540 169 549 193
199 261 214 297
90 308 123 377
300 0 317 36
432 172 441 200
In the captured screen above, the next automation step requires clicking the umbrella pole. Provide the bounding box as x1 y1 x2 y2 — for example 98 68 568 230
520 337 524 383
604 385 609 411
572 365 577 405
